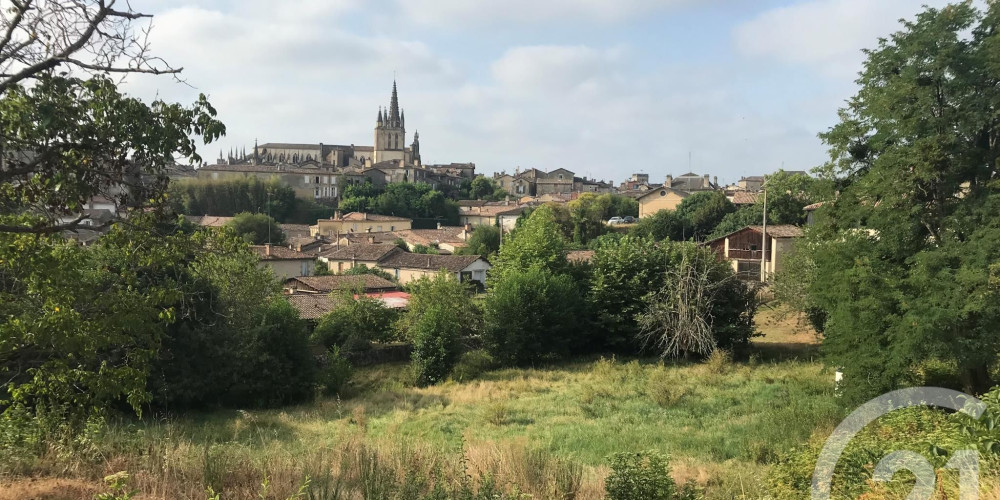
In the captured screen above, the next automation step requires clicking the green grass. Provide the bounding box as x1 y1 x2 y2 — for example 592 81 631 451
0 306 846 499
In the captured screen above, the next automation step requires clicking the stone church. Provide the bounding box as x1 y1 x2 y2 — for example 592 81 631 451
196 81 475 200
248 80 423 170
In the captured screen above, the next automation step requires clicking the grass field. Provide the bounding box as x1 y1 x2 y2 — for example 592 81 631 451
0 305 841 499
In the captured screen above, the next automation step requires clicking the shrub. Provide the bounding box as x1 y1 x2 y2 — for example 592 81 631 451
605 451 699 500
318 346 353 397
312 294 398 351
451 349 496 383
410 305 463 386
482 265 586 365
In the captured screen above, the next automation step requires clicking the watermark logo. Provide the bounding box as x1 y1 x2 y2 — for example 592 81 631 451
812 387 986 500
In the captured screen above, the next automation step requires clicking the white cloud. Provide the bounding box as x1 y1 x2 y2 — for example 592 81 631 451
490 45 627 95
395 0 700 26
734 0 958 78
114 1 839 182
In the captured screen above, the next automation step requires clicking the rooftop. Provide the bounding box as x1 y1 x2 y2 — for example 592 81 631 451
378 252 484 272
285 275 398 293
319 244 402 262
251 245 315 261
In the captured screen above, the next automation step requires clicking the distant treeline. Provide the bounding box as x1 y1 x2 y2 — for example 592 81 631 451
168 177 337 224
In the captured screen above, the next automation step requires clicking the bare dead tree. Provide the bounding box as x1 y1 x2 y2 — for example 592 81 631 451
638 251 729 359
0 0 179 93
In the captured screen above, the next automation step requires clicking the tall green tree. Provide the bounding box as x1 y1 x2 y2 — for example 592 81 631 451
805 2 1000 400
491 205 569 278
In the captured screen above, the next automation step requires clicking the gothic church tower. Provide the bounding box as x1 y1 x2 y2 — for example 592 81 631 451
374 80 405 164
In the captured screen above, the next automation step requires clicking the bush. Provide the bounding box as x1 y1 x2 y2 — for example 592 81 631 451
312 294 398 351
482 265 586 365
605 451 699 500
451 349 496 383
410 305 462 386
224 212 285 245
318 346 353 397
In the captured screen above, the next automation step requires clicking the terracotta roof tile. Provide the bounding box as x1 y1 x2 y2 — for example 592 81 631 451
378 253 484 272
251 245 315 261
319 244 402 262
285 275 398 293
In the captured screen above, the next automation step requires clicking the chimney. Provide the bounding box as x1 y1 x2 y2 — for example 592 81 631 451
714 176 718 187
368 235 375 244
364 213 368 221
666 174 673 186
334 210 342 220
464 223 472 232
437 222 442 230
264 244 271 257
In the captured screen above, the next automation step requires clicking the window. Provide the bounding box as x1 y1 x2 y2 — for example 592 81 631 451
211 172 219 180
315 176 320 184
315 187 320 197
304 175 310 184
558 174 563 180
301 262 311 276
390 226 395 231
377 226 383 232
660 190 667 196
394 268 400 279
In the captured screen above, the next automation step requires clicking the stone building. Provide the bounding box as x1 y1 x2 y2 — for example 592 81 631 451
188 80 474 200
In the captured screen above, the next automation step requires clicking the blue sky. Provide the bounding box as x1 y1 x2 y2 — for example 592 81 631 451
124 0 959 185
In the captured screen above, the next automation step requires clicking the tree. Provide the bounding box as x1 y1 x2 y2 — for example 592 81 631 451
674 191 735 241
491 204 568 278
589 236 673 352
566 193 612 245
168 177 298 221
630 209 686 241
457 225 501 257
225 212 285 245
638 244 757 359
708 205 765 240
0 1 181 94
481 265 586 365
468 176 507 201
410 305 463 385
403 271 475 385
803 2 1000 400
0 216 179 417
312 294 399 351
606 194 640 218
0 75 224 233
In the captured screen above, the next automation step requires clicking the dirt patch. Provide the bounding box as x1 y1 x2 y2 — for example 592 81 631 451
0 477 102 500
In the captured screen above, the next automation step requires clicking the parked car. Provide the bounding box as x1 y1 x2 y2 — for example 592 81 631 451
623 216 636 224
607 216 624 225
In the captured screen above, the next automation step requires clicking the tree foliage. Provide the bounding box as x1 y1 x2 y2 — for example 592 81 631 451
589 236 673 352
168 177 299 221
312 294 399 351
482 265 586 365
225 212 285 245
0 76 224 233
403 271 475 385
468 176 508 201
491 204 568 278
456 225 501 257
802 2 1000 400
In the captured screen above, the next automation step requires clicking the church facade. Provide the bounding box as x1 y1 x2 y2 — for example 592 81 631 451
194 81 474 200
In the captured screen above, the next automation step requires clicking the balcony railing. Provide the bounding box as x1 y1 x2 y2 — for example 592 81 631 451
727 249 771 260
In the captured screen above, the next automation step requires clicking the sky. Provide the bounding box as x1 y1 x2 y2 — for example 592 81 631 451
122 0 961 185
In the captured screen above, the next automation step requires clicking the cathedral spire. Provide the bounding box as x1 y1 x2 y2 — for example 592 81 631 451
389 80 400 124
377 106 383 126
